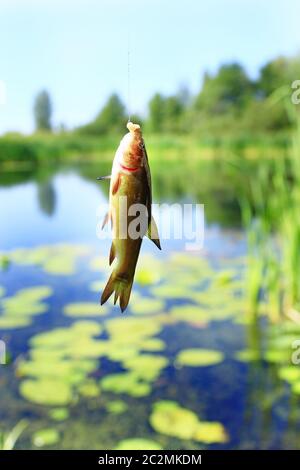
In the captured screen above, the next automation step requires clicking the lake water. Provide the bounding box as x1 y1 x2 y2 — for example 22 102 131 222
0 164 299 450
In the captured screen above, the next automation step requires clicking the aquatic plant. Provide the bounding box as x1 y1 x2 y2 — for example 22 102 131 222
101 372 151 397
150 401 227 443
9 244 90 276
114 438 163 450
63 302 108 317
239 106 300 322
0 285 53 329
175 348 224 367
130 297 165 315
48 408 69 421
0 420 28 450
105 400 128 415
32 428 60 447
18 321 103 405
20 378 73 406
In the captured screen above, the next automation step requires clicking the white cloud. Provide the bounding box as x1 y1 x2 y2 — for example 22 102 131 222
0 81 7 106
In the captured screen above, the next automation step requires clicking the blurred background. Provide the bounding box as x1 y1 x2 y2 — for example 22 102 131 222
1 0 300 450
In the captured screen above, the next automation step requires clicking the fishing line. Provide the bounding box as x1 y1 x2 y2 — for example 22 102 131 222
127 32 131 123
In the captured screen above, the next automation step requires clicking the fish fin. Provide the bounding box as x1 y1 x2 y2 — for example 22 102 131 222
101 271 133 312
109 242 116 265
146 216 161 250
101 212 110 230
97 175 111 181
112 173 121 195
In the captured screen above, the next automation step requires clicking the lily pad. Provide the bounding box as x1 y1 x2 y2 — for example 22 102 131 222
0 286 53 329
48 408 69 421
101 372 151 397
150 401 227 443
32 428 60 447
89 280 106 292
176 349 224 367
150 401 199 440
169 305 211 324
235 350 261 362
63 302 108 317
78 380 100 398
106 400 128 415
123 354 168 381
20 379 73 406
130 297 165 315
114 438 163 450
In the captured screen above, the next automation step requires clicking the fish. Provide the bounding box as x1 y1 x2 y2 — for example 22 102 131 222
99 121 161 312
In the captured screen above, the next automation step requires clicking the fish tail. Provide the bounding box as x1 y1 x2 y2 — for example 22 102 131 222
101 271 133 313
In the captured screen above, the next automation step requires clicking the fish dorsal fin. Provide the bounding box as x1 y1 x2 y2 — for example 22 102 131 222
109 242 116 265
146 215 161 250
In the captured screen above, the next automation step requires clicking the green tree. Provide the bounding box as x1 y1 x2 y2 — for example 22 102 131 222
195 63 253 115
164 95 184 132
34 90 52 131
148 93 166 133
257 56 300 96
78 93 126 135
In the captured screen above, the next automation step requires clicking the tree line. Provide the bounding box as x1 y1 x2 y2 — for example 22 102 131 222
34 55 300 136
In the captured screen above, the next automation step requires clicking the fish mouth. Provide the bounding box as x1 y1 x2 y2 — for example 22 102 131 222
127 121 141 133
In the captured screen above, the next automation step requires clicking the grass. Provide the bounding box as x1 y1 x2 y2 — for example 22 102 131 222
239 103 300 322
0 130 290 167
0 421 28 450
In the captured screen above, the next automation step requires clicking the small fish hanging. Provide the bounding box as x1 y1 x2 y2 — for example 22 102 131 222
98 122 161 312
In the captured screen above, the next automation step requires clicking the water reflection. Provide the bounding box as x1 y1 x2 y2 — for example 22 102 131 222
37 180 56 217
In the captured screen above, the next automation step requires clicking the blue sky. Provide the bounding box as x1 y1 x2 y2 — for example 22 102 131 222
0 0 299 134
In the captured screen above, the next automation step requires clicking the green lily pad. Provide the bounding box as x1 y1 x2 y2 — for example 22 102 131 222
176 349 224 367
114 438 163 450
48 408 69 421
20 379 73 406
0 286 53 329
89 280 106 292
278 366 300 384
140 338 165 352
101 372 151 397
235 350 261 362
130 297 165 315
292 382 300 395
151 284 191 300
43 256 76 275
19 321 104 405
106 400 128 415
150 401 227 443
123 354 168 381
32 428 60 447
78 380 100 398
0 316 31 329
10 244 90 276
150 401 199 440
194 422 228 444
106 317 162 344
169 305 211 324
63 302 108 317
135 269 161 286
